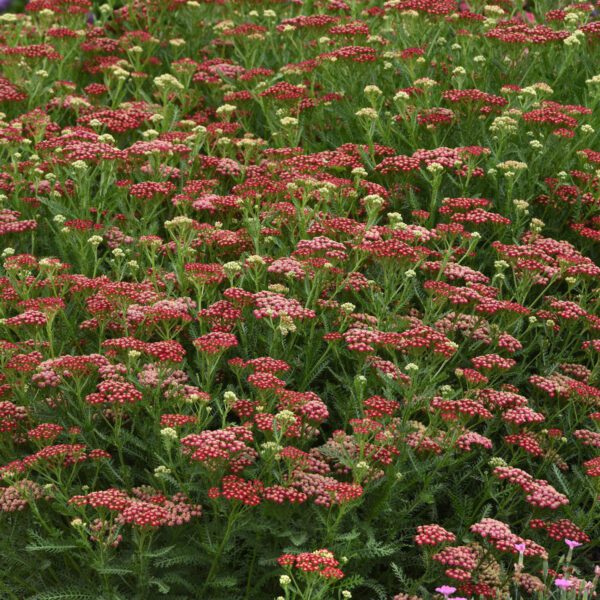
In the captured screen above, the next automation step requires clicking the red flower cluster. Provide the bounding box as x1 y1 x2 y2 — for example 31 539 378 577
278 549 345 580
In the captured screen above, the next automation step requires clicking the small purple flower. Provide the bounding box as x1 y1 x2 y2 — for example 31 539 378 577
0 0 12 12
565 539 582 550
554 578 573 590
514 543 526 553
435 586 457 597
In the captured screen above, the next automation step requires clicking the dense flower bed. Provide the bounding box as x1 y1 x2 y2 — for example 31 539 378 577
0 0 599 598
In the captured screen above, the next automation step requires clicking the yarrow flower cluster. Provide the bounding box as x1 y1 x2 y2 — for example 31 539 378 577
277 549 345 580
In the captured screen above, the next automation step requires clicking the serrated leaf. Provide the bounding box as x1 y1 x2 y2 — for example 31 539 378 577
93 566 134 576
28 590 99 600
289 531 308 546
149 578 170 594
